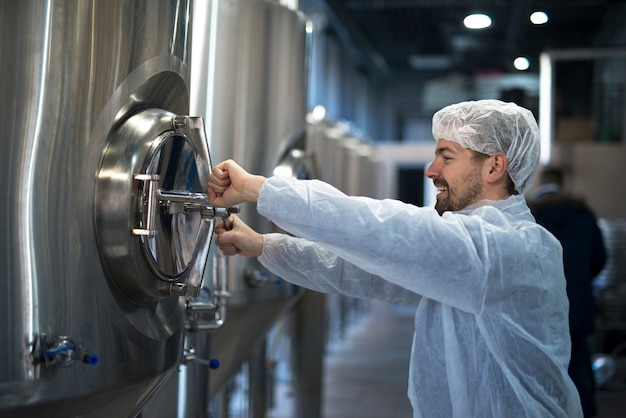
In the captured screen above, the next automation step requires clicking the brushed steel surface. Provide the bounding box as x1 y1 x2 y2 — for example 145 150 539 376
184 0 309 405
206 0 308 303
0 0 194 416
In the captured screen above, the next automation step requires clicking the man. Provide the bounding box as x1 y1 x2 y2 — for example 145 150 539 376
530 167 607 418
207 100 583 417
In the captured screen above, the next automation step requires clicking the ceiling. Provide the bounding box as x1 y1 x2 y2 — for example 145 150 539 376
319 0 626 79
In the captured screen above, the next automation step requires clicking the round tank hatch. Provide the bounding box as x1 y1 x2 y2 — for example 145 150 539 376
95 108 215 303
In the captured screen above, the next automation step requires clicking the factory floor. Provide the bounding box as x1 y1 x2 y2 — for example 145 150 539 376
321 301 413 418
319 301 626 418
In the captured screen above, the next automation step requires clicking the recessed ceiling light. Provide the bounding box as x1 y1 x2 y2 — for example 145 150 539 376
463 13 492 29
514 57 530 71
530 11 548 25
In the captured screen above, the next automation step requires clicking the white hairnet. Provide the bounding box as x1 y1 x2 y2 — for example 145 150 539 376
432 99 540 194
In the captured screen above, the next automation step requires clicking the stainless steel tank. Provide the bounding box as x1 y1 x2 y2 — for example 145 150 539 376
307 121 351 188
182 0 310 405
0 1 228 416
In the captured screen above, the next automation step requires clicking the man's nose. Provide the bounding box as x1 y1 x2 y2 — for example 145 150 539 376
425 161 438 179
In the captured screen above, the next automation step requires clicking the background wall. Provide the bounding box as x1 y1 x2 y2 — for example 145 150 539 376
300 0 626 220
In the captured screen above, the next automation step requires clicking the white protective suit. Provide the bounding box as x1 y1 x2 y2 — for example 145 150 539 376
256 175 583 418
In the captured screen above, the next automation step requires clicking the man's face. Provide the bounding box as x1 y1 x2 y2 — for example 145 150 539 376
425 139 486 215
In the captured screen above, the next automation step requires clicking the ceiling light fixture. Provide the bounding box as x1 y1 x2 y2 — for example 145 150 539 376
513 57 530 71
530 11 548 25
463 13 492 29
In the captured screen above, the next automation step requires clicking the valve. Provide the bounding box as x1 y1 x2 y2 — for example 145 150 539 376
183 347 220 369
194 357 221 370
33 335 99 368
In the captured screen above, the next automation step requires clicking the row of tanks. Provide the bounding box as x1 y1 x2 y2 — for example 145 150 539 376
0 0 313 416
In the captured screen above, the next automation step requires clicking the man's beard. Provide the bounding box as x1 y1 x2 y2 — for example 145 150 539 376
434 167 483 215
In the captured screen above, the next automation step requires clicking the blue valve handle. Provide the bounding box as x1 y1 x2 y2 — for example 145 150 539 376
83 354 99 366
41 338 98 367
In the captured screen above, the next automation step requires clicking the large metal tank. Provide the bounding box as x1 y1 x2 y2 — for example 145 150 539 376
0 1 229 416
182 0 310 408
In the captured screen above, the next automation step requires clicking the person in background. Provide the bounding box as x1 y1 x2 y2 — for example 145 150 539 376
530 167 607 418
207 100 583 417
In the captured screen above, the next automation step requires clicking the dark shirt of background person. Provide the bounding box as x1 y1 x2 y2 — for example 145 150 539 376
529 167 607 418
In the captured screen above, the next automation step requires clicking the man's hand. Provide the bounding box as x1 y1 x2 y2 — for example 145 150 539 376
207 159 266 208
214 215 263 258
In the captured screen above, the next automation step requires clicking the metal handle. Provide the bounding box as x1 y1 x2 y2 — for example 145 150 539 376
132 174 161 236
131 174 238 298
132 179 239 236
186 252 230 331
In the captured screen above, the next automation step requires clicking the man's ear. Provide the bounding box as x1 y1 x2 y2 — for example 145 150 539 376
484 153 508 185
